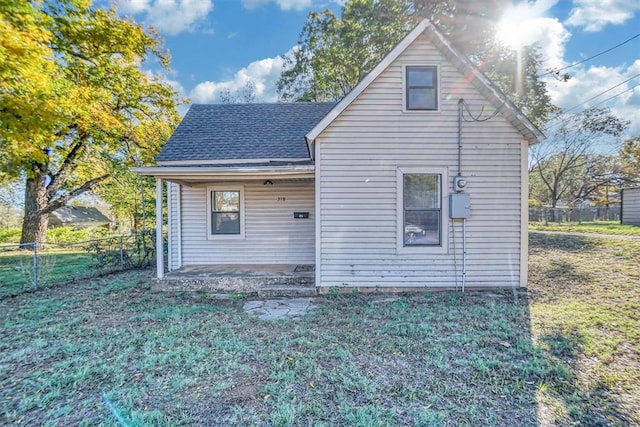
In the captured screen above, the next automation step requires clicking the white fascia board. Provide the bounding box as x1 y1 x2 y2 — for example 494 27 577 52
305 18 544 146
132 164 315 180
423 21 545 145
305 20 428 142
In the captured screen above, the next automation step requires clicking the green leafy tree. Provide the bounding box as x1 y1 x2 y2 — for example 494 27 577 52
96 166 156 233
569 154 629 206
620 136 640 186
278 0 414 102
0 0 182 244
529 108 630 208
485 45 560 130
0 180 24 229
277 0 557 127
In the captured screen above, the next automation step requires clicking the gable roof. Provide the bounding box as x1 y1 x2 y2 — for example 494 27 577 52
156 102 336 164
306 19 544 145
50 206 110 225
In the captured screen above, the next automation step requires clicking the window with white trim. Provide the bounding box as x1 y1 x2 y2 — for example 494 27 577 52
405 66 437 110
207 186 244 238
402 173 441 246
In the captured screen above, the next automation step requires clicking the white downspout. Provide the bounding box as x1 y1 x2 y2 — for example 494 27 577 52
177 184 182 269
155 178 164 279
462 218 467 292
166 181 172 272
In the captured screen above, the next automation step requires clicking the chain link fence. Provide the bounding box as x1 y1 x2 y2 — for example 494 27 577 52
0 231 155 298
529 205 621 223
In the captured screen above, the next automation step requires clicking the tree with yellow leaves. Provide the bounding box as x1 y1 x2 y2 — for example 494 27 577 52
0 0 182 244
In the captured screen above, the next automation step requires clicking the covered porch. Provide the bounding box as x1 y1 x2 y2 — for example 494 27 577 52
154 264 316 297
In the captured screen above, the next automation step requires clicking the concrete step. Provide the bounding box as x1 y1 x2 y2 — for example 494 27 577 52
258 286 317 298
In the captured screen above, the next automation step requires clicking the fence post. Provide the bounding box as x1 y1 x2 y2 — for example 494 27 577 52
119 235 124 267
32 242 38 290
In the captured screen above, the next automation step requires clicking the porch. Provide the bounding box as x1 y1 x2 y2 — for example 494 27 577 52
155 264 316 297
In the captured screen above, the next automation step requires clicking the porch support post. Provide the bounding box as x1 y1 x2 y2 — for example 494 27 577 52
156 178 164 279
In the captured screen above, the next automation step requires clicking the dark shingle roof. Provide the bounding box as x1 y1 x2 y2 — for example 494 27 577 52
156 103 336 163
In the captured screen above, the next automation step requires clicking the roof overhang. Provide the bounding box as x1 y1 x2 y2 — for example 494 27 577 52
132 164 315 185
305 19 544 147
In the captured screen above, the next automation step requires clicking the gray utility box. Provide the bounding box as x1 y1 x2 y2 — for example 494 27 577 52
449 193 471 219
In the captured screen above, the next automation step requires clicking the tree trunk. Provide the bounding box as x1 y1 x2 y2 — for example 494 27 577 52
20 173 49 245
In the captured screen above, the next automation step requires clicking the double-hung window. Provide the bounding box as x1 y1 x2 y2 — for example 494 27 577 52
405 66 438 111
207 186 244 238
397 168 445 251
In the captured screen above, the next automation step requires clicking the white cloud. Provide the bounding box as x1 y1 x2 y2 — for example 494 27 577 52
241 0 311 11
189 52 287 103
495 2 640 137
119 0 213 35
546 60 640 136
521 17 570 72
119 0 150 13
565 0 640 32
496 1 570 70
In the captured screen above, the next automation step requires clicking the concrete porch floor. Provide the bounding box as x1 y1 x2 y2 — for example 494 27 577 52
155 264 316 297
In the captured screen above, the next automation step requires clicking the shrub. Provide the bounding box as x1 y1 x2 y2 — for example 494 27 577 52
0 228 21 244
46 227 92 244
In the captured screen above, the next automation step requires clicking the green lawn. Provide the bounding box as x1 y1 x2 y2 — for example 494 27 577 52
529 220 640 236
0 236 153 297
0 249 96 294
1 235 638 426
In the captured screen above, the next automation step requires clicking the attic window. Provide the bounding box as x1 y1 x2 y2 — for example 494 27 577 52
405 66 437 110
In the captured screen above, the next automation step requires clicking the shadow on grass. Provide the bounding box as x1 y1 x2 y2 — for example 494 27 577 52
545 259 592 283
539 329 633 426
529 233 599 253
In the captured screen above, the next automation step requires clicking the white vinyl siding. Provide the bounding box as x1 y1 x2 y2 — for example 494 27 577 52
180 180 315 264
167 182 181 271
622 188 640 225
316 33 526 289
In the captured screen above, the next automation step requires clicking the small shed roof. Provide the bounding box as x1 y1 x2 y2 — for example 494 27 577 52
156 102 336 164
51 206 110 225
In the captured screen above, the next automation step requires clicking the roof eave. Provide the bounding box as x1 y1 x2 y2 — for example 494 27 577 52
306 20 429 142
305 19 545 145
424 21 545 145
132 164 316 184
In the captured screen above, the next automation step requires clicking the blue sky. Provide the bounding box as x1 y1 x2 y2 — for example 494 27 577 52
116 0 640 137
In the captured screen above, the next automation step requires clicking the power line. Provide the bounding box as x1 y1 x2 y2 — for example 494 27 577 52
545 82 640 133
589 82 640 109
541 32 640 78
548 73 640 122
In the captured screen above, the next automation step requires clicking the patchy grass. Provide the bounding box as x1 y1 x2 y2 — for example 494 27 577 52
1 235 638 425
0 234 153 298
0 249 96 295
528 233 640 425
529 220 640 236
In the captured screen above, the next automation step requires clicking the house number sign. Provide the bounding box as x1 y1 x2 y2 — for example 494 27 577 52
277 196 286 202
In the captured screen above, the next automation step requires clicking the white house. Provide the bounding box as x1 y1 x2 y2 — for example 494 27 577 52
134 20 543 294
